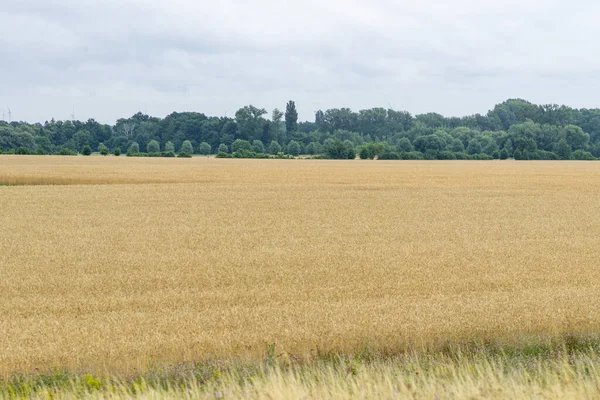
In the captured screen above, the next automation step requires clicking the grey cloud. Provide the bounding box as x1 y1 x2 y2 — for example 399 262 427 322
2 0 600 124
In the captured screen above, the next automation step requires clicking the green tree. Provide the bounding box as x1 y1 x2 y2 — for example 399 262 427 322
81 144 92 155
127 142 140 156
285 100 298 134
113 147 121 156
564 125 590 150
268 140 282 155
218 143 229 153
553 139 572 160
235 105 267 141
99 143 109 156
232 139 252 152
252 140 265 153
287 140 301 156
198 142 212 155
450 138 465 153
397 137 414 152
165 141 175 153
180 140 194 154
147 140 160 153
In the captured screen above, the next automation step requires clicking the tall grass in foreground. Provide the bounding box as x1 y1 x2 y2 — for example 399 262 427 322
3 338 600 399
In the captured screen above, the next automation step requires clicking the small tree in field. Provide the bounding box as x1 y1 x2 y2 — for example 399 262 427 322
99 143 109 156
268 140 282 155
198 142 211 155
127 142 139 156
180 140 194 154
82 145 92 156
218 143 228 153
113 147 121 156
147 140 160 154
165 141 175 153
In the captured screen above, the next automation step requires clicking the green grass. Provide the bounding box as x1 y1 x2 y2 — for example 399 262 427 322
3 334 600 399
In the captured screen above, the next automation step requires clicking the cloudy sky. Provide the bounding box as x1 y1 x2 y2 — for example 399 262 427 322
1 0 599 124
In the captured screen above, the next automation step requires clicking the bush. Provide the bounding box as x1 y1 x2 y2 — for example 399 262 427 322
99 143 109 156
324 138 355 159
500 149 509 160
399 151 424 160
218 143 228 153
287 140 302 156
82 145 92 156
36 147 46 155
180 140 194 155
268 141 282 155
127 142 140 156
165 141 175 153
15 146 30 155
216 151 231 158
232 139 252 153
178 151 192 158
252 140 265 153
198 142 212 155
147 140 160 154
113 148 121 156
378 151 400 160
571 150 596 160
59 147 77 156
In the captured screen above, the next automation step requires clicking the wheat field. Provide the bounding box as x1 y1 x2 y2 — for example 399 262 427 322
1 156 600 376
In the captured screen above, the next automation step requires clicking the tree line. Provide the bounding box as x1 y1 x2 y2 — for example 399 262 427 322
1 99 600 160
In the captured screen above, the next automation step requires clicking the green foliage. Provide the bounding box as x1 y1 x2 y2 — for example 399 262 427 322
287 140 302 156
127 142 140 156
1 99 600 162
177 151 192 158
198 142 212 155
59 147 77 156
232 139 252 153
15 146 30 155
553 139 572 160
180 140 194 154
82 145 92 156
285 100 298 134
358 142 386 159
113 147 121 156
396 137 414 152
147 140 160 154
218 143 228 153
571 150 596 160
252 140 265 153
268 140 282 155
99 143 109 156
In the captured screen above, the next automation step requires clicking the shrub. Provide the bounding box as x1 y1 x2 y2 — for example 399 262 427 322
287 140 302 156
397 138 414 153
216 151 231 158
198 142 212 155
252 140 265 153
127 142 140 156
36 147 46 155
500 149 509 160
15 146 30 155
178 151 192 158
113 147 121 156
378 151 400 160
147 140 160 154
59 147 77 156
82 145 92 156
268 141 282 155
218 143 228 153
165 141 175 153
571 150 596 160
180 140 194 155
99 143 109 156
232 139 252 153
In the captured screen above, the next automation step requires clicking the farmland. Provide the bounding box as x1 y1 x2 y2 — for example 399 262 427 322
1 156 600 397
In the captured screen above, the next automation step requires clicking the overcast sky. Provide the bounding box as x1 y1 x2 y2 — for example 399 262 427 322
1 0 600 124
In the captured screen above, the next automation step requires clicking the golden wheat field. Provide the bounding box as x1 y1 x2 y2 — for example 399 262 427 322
1 155 600 376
